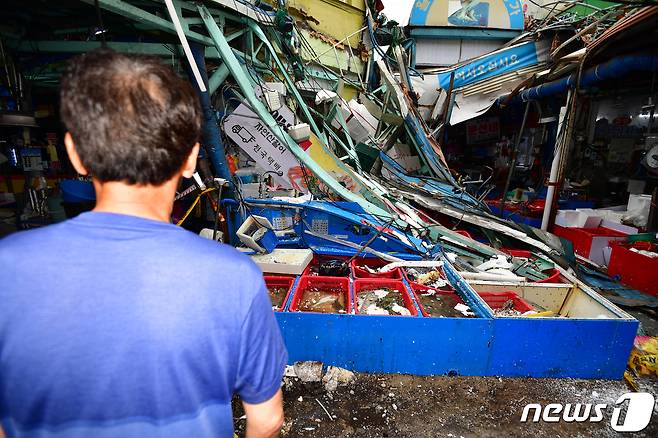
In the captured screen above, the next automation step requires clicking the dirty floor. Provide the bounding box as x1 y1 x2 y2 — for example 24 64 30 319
233 373 658 437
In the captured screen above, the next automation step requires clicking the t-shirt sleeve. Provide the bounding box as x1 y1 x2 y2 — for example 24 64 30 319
234 278 288 404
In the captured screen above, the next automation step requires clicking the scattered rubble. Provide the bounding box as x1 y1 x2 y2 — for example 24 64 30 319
454 303 476 317
293 361 323 383
323 366 356 392
233 372 658 437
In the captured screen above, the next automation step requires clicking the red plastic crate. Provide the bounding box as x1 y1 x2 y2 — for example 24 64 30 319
351 257 401 279
535 269 562 284
478 291 534 313
264 275 295 312
553 225 627 261
302 255 350 277
353 279 417 316
289 276 351 314
608 243 658 298
409 283 464 318
501 249 532 258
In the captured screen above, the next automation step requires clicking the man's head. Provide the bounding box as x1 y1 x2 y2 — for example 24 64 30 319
60 49 201 186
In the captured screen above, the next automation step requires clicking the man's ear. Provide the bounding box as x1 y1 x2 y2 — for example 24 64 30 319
64 132 89 176
181 143 200 178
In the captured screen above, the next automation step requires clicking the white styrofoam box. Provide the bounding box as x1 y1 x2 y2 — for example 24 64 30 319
555 210 601 228
555 210 571 227
598 209 625 224
288 123 311 142
264 90 282 111
628 194 651 213
264 82 287 96
199 228 224 242
245 248 314 275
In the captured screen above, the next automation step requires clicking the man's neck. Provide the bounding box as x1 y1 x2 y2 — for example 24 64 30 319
92 178 179 223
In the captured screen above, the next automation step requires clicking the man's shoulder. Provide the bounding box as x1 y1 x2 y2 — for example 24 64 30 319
0 223 67 254
176 231 257 268
171 231 265 288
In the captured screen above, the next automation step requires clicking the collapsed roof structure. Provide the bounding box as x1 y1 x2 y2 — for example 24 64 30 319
3 0 657 378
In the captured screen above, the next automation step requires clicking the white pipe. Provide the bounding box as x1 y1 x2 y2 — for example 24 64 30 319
164 0 206 92
541 91 571 231
459 271 525 282
379 260 444 273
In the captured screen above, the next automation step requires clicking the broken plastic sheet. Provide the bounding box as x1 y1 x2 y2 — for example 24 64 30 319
412 41 550 124
433 41 550 91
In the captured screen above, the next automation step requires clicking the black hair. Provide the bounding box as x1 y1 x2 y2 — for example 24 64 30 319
59 49 202 185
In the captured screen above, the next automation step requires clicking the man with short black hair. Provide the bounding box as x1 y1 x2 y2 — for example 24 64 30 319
0 49 287 437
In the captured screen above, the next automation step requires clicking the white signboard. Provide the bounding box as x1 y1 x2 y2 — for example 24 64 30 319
224 103 301 189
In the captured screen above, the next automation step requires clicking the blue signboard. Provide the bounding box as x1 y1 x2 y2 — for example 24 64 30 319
436 41 539 90
410 0 524 30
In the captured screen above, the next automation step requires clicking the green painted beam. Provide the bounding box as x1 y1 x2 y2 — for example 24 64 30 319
226 28 248 43
80 0 213 45
11 40 224 59
208 63 230 95
248 23 323 139
560 1 619 17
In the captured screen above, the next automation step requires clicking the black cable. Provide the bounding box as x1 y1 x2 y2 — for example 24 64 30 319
93 0 107 47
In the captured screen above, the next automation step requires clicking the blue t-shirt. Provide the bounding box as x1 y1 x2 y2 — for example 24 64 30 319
0 212 287 437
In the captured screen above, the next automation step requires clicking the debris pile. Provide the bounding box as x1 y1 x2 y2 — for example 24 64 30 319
286 361 355 393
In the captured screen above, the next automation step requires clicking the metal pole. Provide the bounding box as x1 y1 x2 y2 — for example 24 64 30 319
164 0 206 92
541 89 573 231
188 44 233 189
500 99 531 216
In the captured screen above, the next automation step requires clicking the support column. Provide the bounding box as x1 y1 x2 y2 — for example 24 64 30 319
188 43 233 189
541 90 573 231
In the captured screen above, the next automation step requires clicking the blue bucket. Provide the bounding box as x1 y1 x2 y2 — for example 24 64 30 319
59 180 96 203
